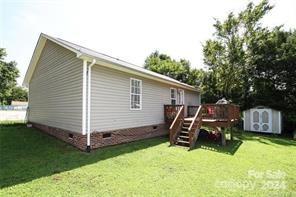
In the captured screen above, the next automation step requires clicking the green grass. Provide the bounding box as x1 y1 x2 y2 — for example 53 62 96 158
0 123 295 196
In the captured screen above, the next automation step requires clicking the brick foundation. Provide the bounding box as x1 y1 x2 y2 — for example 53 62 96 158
30 122 169 151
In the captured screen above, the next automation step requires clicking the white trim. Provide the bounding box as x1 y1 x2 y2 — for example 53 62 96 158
130 78 142 110
243 111 246 131
82 60 87 135
22 36 46 87
270 109 273 133
170 88 177 105
278 111 281 134
250 108 272 133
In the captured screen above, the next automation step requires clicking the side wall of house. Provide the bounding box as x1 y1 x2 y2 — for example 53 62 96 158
91 65 200 132
29 40 83 133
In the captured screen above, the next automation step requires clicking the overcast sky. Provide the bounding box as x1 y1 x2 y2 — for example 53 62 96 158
1 0 296 85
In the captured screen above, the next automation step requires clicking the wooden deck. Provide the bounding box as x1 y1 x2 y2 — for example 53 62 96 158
185 117 237 128
165 104 240 149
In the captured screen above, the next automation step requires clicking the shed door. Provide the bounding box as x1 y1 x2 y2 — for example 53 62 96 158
250 109 272 132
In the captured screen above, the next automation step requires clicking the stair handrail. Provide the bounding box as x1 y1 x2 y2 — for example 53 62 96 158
188 105 203 149
169 105 184 145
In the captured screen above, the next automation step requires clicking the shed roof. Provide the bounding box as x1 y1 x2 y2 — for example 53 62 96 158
23 33 199 92
243 106 281 112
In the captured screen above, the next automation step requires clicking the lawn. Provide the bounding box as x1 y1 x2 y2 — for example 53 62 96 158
0 123 295 196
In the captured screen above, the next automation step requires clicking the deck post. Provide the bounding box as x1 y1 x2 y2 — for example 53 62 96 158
221 127 226 146
230 127 233 141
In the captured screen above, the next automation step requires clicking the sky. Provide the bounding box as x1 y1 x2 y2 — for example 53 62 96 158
1 0 296 85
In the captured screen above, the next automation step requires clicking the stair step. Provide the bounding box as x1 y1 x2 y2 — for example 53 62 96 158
180 130 189 134
179 136 189 139
182 126 189 130
177 139 189 143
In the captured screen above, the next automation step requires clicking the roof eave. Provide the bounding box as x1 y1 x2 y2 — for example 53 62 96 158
77 54 199 92
23 33 199 92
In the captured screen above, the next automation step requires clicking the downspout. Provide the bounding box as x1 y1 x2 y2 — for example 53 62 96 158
82 60 87 135
86 59 96 152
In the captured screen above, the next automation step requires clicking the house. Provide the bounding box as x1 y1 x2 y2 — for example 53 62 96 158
23 33 200 151
243 106 282 134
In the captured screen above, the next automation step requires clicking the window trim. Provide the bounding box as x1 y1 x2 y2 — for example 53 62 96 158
170 88 177 105
130 78 142 110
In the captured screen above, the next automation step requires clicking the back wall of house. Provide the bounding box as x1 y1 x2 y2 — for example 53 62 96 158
90 65 200 132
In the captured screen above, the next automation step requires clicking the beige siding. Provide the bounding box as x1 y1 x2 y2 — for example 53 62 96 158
91 65 200 132
29 40 83 133
185 90 200 106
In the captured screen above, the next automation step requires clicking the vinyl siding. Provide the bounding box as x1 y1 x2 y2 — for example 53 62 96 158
29 40 83 133
91 65 200 132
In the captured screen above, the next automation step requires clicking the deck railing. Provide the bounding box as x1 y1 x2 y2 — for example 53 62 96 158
164 105 183 124
187 105 200 117
188 105 203 149
201 104 240 121
169 105 184 145
164 104 240 123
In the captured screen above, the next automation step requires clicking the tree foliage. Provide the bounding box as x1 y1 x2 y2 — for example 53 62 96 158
202 0 274 107
144 0 296 130
0 49 28 104
10 86 28 102
0 48 21 105
144 51 204 86
203 0 296 127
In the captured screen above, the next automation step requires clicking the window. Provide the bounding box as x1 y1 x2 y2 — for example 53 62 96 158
170 88 177 105
130 78 142 110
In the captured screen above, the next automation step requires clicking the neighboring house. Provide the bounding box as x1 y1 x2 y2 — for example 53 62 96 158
243 106 282 134
23 33 200 151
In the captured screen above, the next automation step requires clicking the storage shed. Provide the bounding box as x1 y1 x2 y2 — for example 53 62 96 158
243 106 282 134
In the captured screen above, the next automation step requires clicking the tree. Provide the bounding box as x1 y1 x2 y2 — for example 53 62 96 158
0 48 20 105
10 86 28 102
144 51 204 86
144 51 189 84
203 0 296 131
202 0 273 107
250 29 296 118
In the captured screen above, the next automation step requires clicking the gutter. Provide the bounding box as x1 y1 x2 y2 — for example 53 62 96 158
78 54 199 92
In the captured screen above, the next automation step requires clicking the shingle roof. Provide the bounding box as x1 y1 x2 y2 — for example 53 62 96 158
23 33 199 92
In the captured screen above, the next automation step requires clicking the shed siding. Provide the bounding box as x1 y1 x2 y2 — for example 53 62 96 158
29 40 83 133
91 65 200 132
244 109 251 131
243 107 282 134
272 109 280 134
